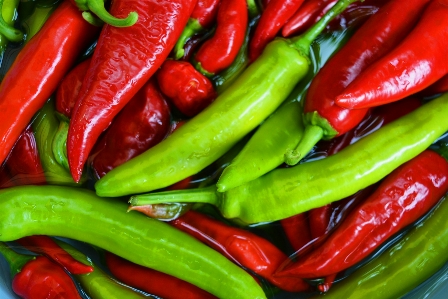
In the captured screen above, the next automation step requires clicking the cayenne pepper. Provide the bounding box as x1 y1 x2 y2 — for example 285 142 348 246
67 0 197 183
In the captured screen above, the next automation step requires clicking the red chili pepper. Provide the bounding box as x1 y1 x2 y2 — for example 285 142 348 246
173 0 221 60
157 60 217 117
420 73 448 97
56 58 92 118
105 251 216 299
277 149 448 279
285 0 430 166
0 0 100 168
89 79 171 179
249 0 305 62
280 213 312 255
67 0 196 183
171 210 311 292
336 0 448 109
12 255 82 299
194 0 248 76
16 235 93 275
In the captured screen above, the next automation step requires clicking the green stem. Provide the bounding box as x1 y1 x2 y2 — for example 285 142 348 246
129 185 221 208
0 242 33 279
173 18 203 60
83 0 138 27
291 0 358 54
284 125 323 165
0 0 23 42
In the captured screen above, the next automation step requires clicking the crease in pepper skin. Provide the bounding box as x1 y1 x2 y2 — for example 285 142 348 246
129 93 448 224
95 0 361 197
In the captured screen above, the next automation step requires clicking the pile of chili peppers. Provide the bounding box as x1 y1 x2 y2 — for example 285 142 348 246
0 0 448 298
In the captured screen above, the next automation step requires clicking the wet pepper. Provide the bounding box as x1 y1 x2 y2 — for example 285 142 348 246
336 0 448 109
157 60 217 117
171 210 311 292
194 0 248 76
105 252 217 299
67 0 196 183
285 0 430 165
0 0 100 168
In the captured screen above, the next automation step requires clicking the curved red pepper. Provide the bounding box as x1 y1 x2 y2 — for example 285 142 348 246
105 252 216 299
336 0 448 109
67 0 196 182
17 235 94 275
171 210 311 292
280 213 312 255
56 58 92 118
12 255 82 299
89 79 171 179
0 0 100 168
277 149 448 279
194 0 248 75
286 0 430 165
157 60 217 117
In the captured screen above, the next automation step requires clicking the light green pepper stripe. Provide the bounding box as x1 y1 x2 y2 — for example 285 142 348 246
0 185 267 299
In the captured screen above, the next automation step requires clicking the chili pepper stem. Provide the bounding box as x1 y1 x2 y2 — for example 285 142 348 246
129 185 221 209
80 0 138 27
290 0 358 55
173 19 203 60
0 0 24 42
0 242 33 279
285 125 323 165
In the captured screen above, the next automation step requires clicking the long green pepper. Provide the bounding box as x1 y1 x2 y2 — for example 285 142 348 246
130 93 448 224
0 185 266 299
95 0 360 197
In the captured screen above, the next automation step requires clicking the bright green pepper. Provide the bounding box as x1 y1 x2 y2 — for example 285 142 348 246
55 240 148 299
216 28 354 192
95 0 359 197
321 195 448 298
129 93 448 224
0 185 267 299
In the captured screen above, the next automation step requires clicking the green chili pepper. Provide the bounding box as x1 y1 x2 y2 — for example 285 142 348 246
31 98 83 185
55 240 148 299
20 1 58 42
321 195 448 298
95 0 359 197
0 185 267 299
130 93 448 224
0 0 23 60
217 28 354 192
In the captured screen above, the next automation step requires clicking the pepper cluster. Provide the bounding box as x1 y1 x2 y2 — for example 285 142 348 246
0 0 448 298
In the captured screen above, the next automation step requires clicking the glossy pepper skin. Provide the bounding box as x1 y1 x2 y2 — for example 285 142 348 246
248 0 305 62
0 0 100 168
0 185 267 299
105 252 217 299
130 93 448 224
157 60 217 117
336 0 448 109
194 0 248 76
171 210 311 292
323 193 448 298
173 0 221 60
277 149 448 278
285 0 430 165
280 213 312 254
95 0 359 197
67 0 196 183
16 235 93 275
89 79 171 178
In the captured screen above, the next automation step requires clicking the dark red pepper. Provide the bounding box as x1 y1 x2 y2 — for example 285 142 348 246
193 0 248 76
105 251 217 299
335 0 448 109
0 0 100 168
67 0 197 183
171 210 311 292
277 149 448 279
420 73 448 97
284 0 430 166
173 0 221 60
89 79 171 179
157 60 217 117
16 235 94 275
280 213 312 255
